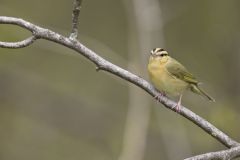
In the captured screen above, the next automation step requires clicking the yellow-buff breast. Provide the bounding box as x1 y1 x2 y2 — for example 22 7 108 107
148 57 189 96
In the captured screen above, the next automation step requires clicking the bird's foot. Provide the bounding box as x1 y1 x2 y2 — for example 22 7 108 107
171 94 183 113
171 101 181 113
154 92 166 102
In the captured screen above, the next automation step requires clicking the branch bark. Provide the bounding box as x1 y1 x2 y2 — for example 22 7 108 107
0 36 37 48
185 146 240 160
0 15 240 159
70 0 82 40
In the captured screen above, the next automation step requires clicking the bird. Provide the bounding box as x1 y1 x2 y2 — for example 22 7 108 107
147 48 215 111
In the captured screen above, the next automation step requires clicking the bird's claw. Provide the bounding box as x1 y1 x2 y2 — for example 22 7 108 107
154 94 161 102
171 102 181 113
154 92 166 103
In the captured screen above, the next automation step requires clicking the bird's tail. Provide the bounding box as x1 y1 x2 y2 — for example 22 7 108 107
190 84 215 102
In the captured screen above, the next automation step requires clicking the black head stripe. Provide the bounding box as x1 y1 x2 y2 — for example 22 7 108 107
152 48 158 53
154 48 165 53
151 48 168 56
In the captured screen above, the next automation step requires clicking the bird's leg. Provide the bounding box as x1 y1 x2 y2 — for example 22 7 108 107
172 94 183 112
154 91 166 102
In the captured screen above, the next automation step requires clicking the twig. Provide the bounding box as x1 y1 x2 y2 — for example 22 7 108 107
185 146 240 160
0 36 37 48
69 0 82 40
0 16 239 154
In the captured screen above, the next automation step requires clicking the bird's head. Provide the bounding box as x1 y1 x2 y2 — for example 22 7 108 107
150 48 169 63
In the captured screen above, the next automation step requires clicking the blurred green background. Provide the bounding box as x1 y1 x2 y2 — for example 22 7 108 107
1 0 240 160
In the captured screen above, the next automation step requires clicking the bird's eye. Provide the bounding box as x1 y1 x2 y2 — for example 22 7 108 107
160 53 167 57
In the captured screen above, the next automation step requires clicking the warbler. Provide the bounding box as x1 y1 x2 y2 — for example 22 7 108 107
148 48 214 111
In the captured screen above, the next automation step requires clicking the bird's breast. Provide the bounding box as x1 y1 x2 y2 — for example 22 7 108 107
148 61 188 96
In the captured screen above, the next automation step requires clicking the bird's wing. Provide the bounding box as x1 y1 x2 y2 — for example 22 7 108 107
165 58 199 84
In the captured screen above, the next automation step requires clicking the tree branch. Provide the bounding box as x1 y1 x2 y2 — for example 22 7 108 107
0 16 239 158
0 36 37 48
185 146 240 160
69 0 82 40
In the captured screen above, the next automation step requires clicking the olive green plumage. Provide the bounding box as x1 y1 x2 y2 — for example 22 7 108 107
165 55 214 101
